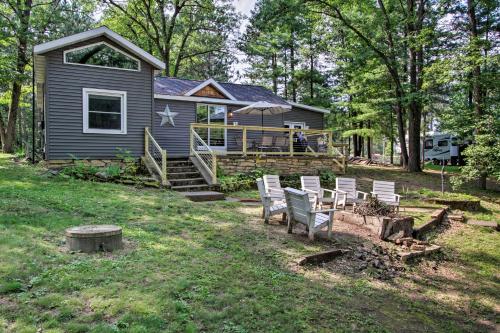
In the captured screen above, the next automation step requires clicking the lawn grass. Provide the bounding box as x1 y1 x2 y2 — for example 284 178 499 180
0 154 499 332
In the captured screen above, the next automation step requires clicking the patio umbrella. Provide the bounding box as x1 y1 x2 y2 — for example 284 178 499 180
233 101 292 151
233 101 291 129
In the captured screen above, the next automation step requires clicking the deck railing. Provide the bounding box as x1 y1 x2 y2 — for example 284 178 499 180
190 127 217 184
144 127 167 185
190 123 346 156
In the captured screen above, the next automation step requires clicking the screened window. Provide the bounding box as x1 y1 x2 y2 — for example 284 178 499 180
65 42 140 71
424 139 433 149
83 88 127 134
438 140 448 147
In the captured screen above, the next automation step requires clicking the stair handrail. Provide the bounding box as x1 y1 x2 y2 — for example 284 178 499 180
190 126 217 184
144 127 167 185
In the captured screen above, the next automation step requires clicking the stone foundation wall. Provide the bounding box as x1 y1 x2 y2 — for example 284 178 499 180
43 159 133 169
217 155 345 176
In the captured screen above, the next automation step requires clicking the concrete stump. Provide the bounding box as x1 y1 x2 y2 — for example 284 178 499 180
66 225 122 253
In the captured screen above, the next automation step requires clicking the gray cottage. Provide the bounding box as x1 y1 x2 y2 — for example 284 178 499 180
34 27 345 190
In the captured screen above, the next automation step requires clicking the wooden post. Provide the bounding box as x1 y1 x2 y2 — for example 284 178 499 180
161 149 167 185
145 127 149 154
212 152 217 184
242 127 247 156
189 125 194 156
289 129 294 156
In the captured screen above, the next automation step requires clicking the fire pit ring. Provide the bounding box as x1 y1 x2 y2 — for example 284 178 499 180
65 225 123 253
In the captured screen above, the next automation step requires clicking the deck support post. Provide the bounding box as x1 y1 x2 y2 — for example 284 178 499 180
161 149 167 185
289 129 294 156
242 127 247 156
328 131 333 157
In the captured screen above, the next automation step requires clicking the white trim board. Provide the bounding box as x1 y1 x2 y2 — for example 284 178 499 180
63 41 141 72
83 88 127 135
34 26 165 70
288 102 330 114
184 78 237 100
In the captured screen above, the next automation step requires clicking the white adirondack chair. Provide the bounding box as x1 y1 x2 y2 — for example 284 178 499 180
284 188 335 241
300 176 336 209
263 175 285 199
334 177 368 210
372 180 401 212
257 178 287 223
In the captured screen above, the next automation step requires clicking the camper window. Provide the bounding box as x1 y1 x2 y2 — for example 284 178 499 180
424 139 433 149
438 140 448 147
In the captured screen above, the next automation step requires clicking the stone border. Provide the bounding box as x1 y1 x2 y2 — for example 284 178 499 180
412 207 448 239
424 198 480 211
399 245 441 263
335 211 413 240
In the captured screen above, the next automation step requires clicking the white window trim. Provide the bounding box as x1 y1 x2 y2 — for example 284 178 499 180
196 103 227 150
64 41 141 72
284 121 307 129
83 88 127 135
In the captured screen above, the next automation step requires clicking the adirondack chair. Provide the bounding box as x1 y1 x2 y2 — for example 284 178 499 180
300 176 336 209
257 178 287 223
263 175 285 199
334 177 368 210
284 188 335 240
371 180 401 212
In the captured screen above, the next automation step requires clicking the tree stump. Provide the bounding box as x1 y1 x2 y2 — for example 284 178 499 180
65 225 122 253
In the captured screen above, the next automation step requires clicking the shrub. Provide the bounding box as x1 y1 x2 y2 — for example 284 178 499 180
116 148 138 176
60 160 99 180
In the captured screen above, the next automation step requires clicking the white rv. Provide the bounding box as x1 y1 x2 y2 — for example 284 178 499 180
423 133 460 165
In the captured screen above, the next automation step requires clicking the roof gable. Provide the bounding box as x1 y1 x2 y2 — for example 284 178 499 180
184 78 236 100
34 26 165 70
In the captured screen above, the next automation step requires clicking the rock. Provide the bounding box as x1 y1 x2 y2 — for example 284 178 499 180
372 259 383 269
448 213 464 223
355 252 365 260
387 230 405 242
410 244 426 251
121 179 135 185
95 171 109 180
359 263 368 270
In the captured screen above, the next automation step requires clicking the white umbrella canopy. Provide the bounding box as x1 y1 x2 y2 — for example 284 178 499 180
233 101 292 116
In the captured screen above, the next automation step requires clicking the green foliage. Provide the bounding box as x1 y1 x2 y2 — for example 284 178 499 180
116 148 138 176
60 160 99 180
451 118 500 189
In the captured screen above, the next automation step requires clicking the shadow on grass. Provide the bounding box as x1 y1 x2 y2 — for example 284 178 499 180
0 154 497 332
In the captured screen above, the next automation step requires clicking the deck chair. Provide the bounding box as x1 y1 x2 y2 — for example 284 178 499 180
263 175 284 199
274 136 288 152
300 176 336 209
334 177 368 210
258 136 274 151
284 188 335 240
257 178 287 223
372 180 401 212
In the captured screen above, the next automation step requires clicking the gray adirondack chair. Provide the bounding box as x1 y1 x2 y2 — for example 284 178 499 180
334 177 368 210
300 176 336 209
263 175 284 199
257 178 287 223
371 180 401 212
284 188 335 241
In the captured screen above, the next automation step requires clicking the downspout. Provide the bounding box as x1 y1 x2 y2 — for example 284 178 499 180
32 49 35 163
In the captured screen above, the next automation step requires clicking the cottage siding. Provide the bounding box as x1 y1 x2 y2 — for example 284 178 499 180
153 99 196 157
153 101 324 156
44 36 153 160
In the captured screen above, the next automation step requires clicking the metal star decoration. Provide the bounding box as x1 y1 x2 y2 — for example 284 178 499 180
156 104 178 127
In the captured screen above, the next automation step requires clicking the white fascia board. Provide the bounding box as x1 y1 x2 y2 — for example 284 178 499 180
288 101 331 114
34 26 165 70
155 94 292 109
183 78 237 100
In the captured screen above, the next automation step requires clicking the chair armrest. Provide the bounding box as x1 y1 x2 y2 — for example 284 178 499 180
394 194 401 202
303 189 319 195
322 189 336 195
356 190 368 200
311 208 337 214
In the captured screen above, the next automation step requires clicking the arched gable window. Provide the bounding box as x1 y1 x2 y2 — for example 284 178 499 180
64 42 140 71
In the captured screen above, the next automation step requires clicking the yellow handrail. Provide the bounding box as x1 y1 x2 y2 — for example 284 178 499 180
144 127 167 185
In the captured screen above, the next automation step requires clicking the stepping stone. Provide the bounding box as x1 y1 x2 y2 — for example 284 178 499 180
467 220 499 230
181 191 225 202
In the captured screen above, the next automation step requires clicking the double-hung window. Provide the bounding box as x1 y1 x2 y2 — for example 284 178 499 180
83 88 127 134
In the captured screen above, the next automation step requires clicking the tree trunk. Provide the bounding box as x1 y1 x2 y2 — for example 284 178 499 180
290 32 296 102
367 120 372 159
272 53 278 94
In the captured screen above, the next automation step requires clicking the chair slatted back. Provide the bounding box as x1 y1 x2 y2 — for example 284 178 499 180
275 136 288 147
373 180 396 203
301 176 321 194
256 178 267 205
263 175 281 192
284 188 312 225
336 177 357 199
261 136 273 146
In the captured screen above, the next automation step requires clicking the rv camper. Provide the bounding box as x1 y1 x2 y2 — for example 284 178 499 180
423 133 461 165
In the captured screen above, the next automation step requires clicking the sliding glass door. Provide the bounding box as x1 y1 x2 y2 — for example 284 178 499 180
196 104 227 149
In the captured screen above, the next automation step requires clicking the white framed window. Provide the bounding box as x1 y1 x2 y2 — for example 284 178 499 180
284 121 307 129
64 42 140 71
83 88 127 134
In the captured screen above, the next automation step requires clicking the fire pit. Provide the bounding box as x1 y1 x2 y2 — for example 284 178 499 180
65 225 123 253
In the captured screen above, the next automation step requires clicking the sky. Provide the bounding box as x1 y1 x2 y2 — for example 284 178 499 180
231 0 257 81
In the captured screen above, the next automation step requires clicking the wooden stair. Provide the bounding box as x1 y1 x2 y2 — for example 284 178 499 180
167 158 224 201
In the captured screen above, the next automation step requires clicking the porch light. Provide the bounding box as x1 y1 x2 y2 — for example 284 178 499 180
228 111 234 118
